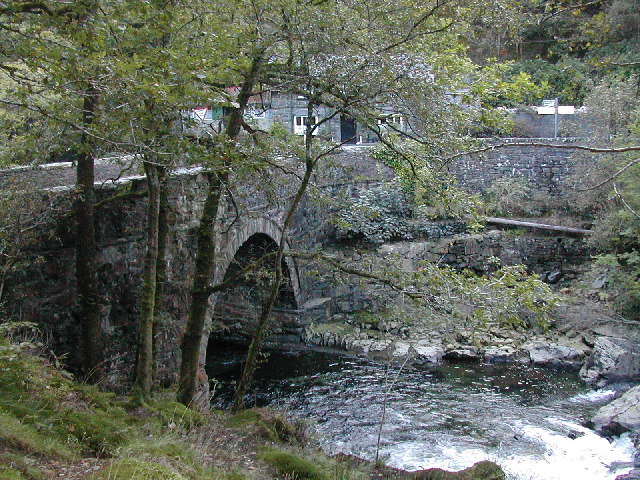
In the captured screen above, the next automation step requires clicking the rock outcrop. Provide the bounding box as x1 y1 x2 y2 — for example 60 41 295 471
591 385 640 436
524 341 584 367
580 337 640 387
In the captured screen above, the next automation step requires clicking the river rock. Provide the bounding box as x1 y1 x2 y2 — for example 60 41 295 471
591 385 640 436
444 345 481 361
524 341 583 367
392 342 411 357
411 460 505 480
484 347 516 363
413 343 445 364
580 337 640 387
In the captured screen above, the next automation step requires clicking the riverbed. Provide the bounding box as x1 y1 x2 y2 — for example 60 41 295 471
207 346 635 480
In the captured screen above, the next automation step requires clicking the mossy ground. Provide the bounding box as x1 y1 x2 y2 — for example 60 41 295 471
0 336 374 480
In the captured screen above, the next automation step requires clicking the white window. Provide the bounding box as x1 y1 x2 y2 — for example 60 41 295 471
293 115 318 135
377 114 404 131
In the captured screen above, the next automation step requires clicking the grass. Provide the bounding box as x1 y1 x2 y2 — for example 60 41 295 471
0 334 215 480
258 447 329 480
228 408 304 444
0 465 24 480
89 458 187 480
0 411 76 460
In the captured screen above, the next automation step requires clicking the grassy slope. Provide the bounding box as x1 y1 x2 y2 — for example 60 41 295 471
0 336 380 480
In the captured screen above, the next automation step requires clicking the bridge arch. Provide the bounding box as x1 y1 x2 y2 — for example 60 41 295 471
212 216 302 307
202 216 304 350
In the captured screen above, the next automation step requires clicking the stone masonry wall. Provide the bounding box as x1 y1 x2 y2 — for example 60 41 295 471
449 138 581 195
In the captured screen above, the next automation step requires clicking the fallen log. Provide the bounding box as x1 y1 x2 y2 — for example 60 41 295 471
483 216 592 234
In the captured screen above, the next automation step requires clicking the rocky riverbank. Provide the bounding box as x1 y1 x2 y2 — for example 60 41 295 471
300 295 640 480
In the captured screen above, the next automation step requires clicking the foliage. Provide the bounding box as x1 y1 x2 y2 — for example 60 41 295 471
333 253 557 332
504 58 590 106
469 62 550 109
562 73 640 318
481 177 533 217
372 143 479 219
335 185 412 244
592 252 640 320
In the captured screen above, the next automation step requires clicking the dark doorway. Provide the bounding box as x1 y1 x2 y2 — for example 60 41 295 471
340 116 357 144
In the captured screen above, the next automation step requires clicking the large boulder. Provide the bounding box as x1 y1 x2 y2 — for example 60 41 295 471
523 341 584 367
444 345 482 361
411 460 505 480
591 385 640 436
413 343 445 364
580 337 640 387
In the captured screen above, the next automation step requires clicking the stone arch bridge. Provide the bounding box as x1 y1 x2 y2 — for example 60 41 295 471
0 140 586 385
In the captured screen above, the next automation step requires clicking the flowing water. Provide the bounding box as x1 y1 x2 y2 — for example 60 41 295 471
208 346 635 480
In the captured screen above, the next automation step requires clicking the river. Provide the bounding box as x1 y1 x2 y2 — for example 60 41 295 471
207 345 635 480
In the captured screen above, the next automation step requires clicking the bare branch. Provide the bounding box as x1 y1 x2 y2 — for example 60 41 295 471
445 142 640 164
575 157 640 191
613 182 640 221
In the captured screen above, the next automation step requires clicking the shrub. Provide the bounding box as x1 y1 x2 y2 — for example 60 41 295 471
336 185 412 244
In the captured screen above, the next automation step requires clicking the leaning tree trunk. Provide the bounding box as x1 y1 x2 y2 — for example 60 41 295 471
231 102 316 411
76 85 103 380
178 54 263 408
133 161 162 399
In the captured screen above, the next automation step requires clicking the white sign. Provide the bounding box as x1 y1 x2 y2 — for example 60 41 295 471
537 105 575 115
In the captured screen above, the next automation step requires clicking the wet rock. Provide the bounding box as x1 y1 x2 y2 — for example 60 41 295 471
591 385 640 436
592 274 607 289
546 270 563 284
392 342 411 357
413 344 445 364
411 460 505 480
484 347 516 363
580 337 640 387
524 341 583 367
444 345 481 361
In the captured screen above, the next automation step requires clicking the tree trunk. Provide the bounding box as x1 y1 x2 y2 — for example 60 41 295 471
76 85 103 380
178 171 226 406
153 168 169 369
133 161 161 399
178 53 264 408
